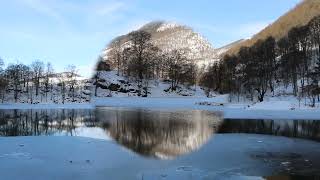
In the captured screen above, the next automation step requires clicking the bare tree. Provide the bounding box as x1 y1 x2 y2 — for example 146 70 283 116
6 64 22 102
127 30 154 96
44 62 54 102
31 61 44 96
166 50 188 91
108 40 122 75
65 65 78 102
0 59 8 102
94 56 105 97
58 73 67 104
0 77 8 103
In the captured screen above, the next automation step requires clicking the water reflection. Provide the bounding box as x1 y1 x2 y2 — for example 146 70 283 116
96 108 222 159
1 108 320 159
219 119 320 141
0 109 96 137
1 108 320 178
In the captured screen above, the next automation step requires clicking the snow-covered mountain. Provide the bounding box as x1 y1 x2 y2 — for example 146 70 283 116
102 21 220 67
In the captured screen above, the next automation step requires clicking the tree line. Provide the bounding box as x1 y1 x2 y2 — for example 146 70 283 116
200 15 320 106
0 59 85 103
96 30 197 97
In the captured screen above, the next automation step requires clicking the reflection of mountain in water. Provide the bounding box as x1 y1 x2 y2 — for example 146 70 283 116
219 119 320 141
2 108 320 161
97 108 222 159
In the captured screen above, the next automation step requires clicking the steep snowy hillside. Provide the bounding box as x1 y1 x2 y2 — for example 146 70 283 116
102 21 219 67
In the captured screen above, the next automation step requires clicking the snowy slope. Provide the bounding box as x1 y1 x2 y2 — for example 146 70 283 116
95 71 207 98
3 74 92 104
215 39 246 57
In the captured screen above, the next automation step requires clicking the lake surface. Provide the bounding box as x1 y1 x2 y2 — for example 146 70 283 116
0 107 320 179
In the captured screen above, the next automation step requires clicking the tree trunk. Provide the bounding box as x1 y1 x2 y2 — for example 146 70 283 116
95 84 98 97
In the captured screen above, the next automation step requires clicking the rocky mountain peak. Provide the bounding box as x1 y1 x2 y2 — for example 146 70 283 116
102 21 221 67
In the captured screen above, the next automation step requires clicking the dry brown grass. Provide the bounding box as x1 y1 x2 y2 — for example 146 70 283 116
226 0 320 55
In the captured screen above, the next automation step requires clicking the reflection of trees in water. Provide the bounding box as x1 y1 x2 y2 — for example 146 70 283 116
0 109 95 136
4 107 319 159
97 108 222 159
219 119 320 141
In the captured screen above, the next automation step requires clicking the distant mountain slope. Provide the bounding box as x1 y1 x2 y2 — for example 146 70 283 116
102 21 219 66
227 0 320 55
215 39 246 56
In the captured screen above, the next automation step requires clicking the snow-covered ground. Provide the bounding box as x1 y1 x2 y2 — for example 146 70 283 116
1 70 319 120
2 73 91 104
1 93 319 120
93 97 320 120
95 71 207 97
3 91 319 120
86 70 320 119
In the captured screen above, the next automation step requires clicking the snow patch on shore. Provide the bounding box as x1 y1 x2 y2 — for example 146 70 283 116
94 97 320 120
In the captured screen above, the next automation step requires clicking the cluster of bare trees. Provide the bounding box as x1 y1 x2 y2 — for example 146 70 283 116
201 15 320 106
0 59 82 103
103 30 197 96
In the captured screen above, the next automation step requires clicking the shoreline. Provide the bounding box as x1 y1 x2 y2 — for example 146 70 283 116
0 97 319 120
94 97 320 120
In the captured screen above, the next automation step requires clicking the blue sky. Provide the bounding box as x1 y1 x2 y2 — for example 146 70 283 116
0 0 301 77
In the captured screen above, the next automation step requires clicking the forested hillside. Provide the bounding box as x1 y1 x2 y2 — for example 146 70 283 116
95 30 200 97
227 0 320 55
95 11 320 106
201 15 320 106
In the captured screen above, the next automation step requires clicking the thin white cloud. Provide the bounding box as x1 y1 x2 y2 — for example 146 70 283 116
94 2 126 16
21 0 65 24
19 0 130 31
195 21 271 39
237 21 271 39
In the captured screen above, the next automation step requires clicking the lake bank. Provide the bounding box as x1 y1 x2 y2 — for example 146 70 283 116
94 97 320 120
0 97 319 120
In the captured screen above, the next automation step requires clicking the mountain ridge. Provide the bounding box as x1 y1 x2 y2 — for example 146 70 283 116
102 21 220 67
226 0 320 55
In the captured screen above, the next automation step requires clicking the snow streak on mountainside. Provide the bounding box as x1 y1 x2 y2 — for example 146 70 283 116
102 21 220 67
215 39 246 56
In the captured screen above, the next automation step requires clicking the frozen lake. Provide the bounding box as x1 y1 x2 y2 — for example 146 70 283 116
0 108 320 179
